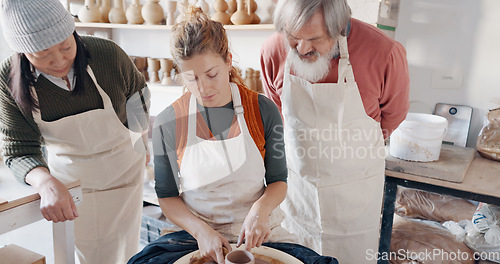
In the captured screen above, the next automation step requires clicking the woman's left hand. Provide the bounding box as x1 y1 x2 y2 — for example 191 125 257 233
237 210 271 251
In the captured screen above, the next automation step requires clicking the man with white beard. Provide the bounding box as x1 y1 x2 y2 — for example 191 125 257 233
260 0 410 263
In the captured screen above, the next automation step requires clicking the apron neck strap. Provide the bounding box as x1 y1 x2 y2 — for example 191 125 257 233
229 83 244 116
187 82 245 140
31 65 111 119
337 36 355 84
339 36 349 60
85 66 113 107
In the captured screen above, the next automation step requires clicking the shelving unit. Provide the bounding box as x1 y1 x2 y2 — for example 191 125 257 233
74 21 276 69
75 22 274 38
75 22 275 42
75 22 275 31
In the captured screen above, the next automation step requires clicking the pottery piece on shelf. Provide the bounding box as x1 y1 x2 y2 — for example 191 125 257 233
165 1 177 26
148 58 161 83
244 68 255 92
230 0 251 25
126 0 145 24
171 67 183 86
251 69 258 93
254 70 262 93
211 0 231 25
248 0 260 24
160 58 174 86
108 0 127 23
227 0 236 16
142 0 164 25
132 56 149 82
99 0 111 22
78 0 101 23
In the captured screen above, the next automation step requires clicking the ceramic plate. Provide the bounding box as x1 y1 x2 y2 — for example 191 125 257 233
173 244 302 264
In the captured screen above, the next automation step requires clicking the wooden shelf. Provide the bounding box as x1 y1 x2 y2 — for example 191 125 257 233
75 22 275 31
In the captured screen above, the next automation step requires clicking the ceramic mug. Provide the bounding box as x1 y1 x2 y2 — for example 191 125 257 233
225 250 255 264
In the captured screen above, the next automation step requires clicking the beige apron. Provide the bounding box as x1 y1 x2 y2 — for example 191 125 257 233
178 83 293 243
32 66 145 264
280 36 385 263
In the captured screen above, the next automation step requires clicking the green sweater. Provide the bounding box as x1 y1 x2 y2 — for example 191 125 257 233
0 36 150 182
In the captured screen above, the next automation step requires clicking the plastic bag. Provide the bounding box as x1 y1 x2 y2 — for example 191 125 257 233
472 203 498 233
443 220 467 242
390 215 475 264
477 108 500 162
464 203 500 263
395 187 477 222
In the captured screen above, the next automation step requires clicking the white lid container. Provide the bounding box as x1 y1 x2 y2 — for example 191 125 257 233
390 113 448 162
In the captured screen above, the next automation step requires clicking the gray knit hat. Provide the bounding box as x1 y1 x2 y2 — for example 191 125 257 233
0 0 75 53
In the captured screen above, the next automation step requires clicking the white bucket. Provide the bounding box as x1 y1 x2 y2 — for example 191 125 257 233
390 113 448 162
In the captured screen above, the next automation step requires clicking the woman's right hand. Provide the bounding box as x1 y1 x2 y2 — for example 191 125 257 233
158 197 231 263
196 227 232 264
26 167 78 222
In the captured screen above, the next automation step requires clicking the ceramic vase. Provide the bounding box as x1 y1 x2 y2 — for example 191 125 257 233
227 0 236 15
132 57 149 82
248 0 259 24
165 1 177 26
95 0 102 21
109 0 127 23
148 58 161 83
254 70 262 93
244 68 254 91
78 0 101 23
126 0 145 24
100 0 111 22
160 58 174 85
230 0 251 25
142 0 164 25
211 0 230 25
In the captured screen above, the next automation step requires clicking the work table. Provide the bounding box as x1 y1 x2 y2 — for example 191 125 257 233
0 164 82 264
378 149 500 264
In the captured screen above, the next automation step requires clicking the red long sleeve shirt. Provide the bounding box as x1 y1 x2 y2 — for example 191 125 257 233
260 18 410 138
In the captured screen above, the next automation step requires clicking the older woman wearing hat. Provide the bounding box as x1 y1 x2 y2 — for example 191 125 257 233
0 0 150 263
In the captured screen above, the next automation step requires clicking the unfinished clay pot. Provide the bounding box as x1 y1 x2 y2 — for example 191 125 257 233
225 250 255 264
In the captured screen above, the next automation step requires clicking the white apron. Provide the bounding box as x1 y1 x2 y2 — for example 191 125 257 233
32 66 145 264
178 83 293 243
280 37 386 263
